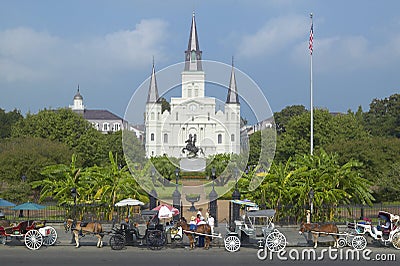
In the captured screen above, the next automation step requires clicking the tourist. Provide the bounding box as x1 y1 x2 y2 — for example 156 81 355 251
207 214 215 236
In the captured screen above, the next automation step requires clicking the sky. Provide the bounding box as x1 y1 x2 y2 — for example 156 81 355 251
1 0 399 124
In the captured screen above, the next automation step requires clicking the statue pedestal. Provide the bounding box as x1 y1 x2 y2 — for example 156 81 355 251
180 157 206 172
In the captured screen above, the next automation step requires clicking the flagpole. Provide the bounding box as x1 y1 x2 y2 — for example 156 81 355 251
309 13 314 156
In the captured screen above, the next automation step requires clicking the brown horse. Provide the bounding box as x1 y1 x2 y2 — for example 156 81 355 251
176 217 212 249
64 219 103 248
299 222 339 248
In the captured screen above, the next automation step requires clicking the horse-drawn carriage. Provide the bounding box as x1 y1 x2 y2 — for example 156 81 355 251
344 210 400 250
299 210 400 250
109 210 183 250
224 201 286 252
0 220 57 250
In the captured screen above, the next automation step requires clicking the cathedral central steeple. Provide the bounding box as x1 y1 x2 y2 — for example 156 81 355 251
184 12 202 71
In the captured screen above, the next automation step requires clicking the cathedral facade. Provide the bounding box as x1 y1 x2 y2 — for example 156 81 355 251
145 13 240 158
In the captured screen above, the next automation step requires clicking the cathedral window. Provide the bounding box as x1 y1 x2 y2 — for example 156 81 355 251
151 112 155 120
218 134 222 144
163 133 168 143
231 134 235 142
231 112 235 120
188 88 192 97
151 133 155 141
208 112 210 121
176 112 179 121
194 87 198 97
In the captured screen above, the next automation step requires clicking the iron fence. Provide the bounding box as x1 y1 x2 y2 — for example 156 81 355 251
1 202 399 224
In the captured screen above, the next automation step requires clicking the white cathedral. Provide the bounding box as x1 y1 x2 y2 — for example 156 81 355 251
145 13 240 158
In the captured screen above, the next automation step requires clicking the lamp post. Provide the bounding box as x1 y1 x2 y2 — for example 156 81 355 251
209 167 218 226
71 187 77 219
149 166 158 210
70 187 77 244
172 167 181 221
232 167 241 222
309 188 314 222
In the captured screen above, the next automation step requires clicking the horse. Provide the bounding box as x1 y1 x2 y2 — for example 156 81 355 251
182 146 204 158
64 219 103 248
299 222 339 248
176 217 212 249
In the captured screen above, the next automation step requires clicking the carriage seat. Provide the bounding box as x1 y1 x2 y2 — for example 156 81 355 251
79 222 90 227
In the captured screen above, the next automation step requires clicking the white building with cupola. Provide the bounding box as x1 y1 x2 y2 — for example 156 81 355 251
145 13 240 158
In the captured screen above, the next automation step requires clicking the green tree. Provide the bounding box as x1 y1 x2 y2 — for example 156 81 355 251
240 149 374 222
12 108 107 167
0 108 23 138
276 109 369 162
85 152 144 219
325 136 400 200
274 105 307 134
31 154 82 205
364 94 400 138
0 137 73 202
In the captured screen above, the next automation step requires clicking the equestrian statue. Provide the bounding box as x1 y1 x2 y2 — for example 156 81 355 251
182 134 204 158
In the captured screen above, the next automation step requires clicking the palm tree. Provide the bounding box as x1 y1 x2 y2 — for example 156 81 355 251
32 154 82 206
84 152 143 220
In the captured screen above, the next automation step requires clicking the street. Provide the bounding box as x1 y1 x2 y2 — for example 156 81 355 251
0 242 398 266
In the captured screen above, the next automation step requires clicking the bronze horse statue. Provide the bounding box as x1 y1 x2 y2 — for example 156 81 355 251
182 134 204 158
299 222 339 248
176 217 212 249
64 219 103 248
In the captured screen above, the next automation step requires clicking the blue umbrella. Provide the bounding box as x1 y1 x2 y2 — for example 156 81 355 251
12 202 45 221
12 202 45 211
0 198 16 207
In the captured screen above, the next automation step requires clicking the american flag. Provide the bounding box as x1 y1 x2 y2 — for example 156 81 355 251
309 22 313 55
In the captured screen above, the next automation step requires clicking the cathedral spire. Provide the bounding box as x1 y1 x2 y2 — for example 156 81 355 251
184 12 202 71
226 57 239 104
147 59 159 103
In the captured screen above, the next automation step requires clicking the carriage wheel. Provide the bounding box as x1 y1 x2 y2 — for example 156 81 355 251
146 230 165 250
42 226 58 246
171 234 183 248
352 235 367 250
24 229 43 250
337 237 347 248
110 234 126 250
392 232 400 250
224 235 240 252
265 231 286 252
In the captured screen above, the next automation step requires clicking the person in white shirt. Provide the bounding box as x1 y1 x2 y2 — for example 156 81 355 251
207 214 215 236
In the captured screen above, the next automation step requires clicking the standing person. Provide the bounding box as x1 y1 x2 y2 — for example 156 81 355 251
207 214 215 236
197 208 204 221
196 214 206 247
205 209 210 222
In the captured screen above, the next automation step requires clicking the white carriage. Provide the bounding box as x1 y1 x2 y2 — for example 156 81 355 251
224 200 286 252
342 211 400 250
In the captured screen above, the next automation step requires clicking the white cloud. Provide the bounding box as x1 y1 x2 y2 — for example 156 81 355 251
237 15 308 58
75 19 168 70
291 32 400 73
0 19 169 83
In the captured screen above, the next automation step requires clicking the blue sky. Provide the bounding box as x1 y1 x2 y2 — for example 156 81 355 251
1 0 399 122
